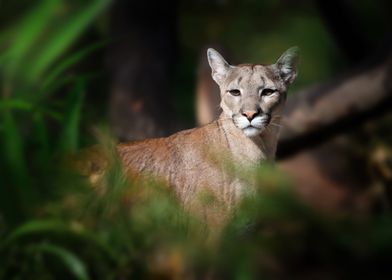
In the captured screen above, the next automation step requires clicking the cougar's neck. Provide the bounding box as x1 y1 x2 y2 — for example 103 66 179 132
217 114 281 164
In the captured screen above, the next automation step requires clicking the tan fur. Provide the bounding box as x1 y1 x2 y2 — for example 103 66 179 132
115 48 298 221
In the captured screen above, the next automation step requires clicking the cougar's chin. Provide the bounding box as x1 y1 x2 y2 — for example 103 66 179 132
242 126 262 137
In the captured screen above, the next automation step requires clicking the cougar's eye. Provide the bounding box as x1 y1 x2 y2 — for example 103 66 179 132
261 88 277 96
228 89 241 96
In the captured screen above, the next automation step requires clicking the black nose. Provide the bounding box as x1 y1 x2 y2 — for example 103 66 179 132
242 109 261 121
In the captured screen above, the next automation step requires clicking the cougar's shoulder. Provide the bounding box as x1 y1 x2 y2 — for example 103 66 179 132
117 121 222 173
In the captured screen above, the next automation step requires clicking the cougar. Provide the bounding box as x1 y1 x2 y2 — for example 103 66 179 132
78 48 298 224
113 47 298 219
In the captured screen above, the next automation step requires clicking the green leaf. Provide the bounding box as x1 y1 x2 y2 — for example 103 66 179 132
58 78 85 153
0 99 33 111
33 112 51 162
42 72 101 100
2 220 66 246
0 0 59 74
0 111 33 212
1 220 117 262
30 243 90 280
41 40 106 90
26 0 110 81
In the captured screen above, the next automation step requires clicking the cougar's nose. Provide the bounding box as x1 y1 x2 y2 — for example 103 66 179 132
242 109 261 121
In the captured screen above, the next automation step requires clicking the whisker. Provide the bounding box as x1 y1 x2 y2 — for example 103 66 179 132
218 117 232 121
260 137 267 152
265 126 276 135
269 122 282 128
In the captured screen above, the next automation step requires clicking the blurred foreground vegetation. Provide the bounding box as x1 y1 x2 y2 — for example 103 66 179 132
1 1 392 279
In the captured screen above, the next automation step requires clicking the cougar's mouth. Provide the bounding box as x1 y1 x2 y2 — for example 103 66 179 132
242 126 263 137
233 115 270 137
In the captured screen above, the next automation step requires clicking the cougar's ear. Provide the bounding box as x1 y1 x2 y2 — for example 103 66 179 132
275 46 299 86
207 48 231 84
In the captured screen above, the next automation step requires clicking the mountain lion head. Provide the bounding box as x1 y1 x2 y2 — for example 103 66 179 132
207 47 298 137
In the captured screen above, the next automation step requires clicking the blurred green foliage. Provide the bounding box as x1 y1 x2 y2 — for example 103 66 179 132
1 0 392 279
0 0 110 224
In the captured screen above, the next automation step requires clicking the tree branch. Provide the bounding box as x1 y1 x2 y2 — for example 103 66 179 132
277 56 392 159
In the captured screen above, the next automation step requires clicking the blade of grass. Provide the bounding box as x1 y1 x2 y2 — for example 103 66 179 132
30 243 90 280
0 0 59 74
26 0 110 82
1 110 33 216
58 78 85 153
1 220 117 262
42 72 101 100
0 99 33 111
41 40 107 90
33 112 51 163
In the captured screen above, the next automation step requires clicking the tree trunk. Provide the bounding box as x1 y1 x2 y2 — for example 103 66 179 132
107 0 178 141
